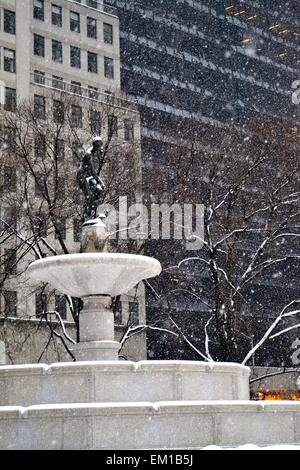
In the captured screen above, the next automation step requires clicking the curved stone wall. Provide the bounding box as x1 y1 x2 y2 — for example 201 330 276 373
0 361 250 406
1 401 300 450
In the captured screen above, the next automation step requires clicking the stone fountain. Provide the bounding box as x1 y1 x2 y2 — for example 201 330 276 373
27 251 161 361
0 139 299 449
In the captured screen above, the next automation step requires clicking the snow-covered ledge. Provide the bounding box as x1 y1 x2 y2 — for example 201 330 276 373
1 401 300 450
0 361 250 407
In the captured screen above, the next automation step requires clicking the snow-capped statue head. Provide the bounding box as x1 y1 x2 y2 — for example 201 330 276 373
92 136 103 152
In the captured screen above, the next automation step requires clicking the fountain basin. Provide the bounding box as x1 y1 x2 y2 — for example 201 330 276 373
0 361 250 407
27 253 161 297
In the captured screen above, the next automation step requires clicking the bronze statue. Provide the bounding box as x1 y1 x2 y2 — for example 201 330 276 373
77 137 105 221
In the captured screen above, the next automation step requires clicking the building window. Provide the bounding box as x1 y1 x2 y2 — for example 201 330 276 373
124 119 134 141
70 11 80 33
55 218 66 240
4 291 17 317
70 46 81 68
87 0 98 8
87 17 97 39
4 249 17 275
56 176 65 200
108 115 118 138
36 292 47 317
35 174 44 196
55 139 65 160
35 214 47 238
88 51 98 73
34 70 45 85
34 34 45 57
114 299 122 325
4 10 16 34
88 86 98 100
72 142 81 161
4 49 16 73
52 75 64 90
103 23 113 44
52 40 63 63
70 105 83 128
52 4 62 27
104 57 114 79
73 219 82 243
70 81 82 95
3 166 16 192
55 295 67 320
53 100 65 124
34 95 46 120
129 302 139 326
34 134 46 159
90 110 101 135
4 88 16 112
33 0 44 21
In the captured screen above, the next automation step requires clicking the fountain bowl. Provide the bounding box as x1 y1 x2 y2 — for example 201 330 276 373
27 253 161 298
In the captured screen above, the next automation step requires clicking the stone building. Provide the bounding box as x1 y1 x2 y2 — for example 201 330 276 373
0 0 145 363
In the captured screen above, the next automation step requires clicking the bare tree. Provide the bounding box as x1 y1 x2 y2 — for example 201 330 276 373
144 118 300 365
0 91 141 362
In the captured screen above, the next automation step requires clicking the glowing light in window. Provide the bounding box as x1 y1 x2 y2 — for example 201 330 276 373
277 52 287 58
247 15 257 21
224 5 234 11
234 9 246 16
269 24 280 30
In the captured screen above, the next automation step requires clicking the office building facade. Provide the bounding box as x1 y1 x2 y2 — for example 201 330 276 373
108 0 300 364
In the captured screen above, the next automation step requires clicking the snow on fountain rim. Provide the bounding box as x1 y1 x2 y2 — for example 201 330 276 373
27 253 162 297
0 360 251 376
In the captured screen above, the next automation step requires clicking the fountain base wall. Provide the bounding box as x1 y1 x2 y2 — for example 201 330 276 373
1 361 300 449
1 401 300 450
0 361 250 407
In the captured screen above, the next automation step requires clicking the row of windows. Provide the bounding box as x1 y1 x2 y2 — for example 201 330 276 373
1 290 67 319
34 70 113 99
1 289 138 324
0 217 80 245
33 0 114 44
35 292 67 319
32 93 134 139
2 44 112 81
34 34 115 78
0 4 114 41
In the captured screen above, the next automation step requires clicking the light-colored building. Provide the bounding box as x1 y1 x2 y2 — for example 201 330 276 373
0 0 146 364
1 0 121 102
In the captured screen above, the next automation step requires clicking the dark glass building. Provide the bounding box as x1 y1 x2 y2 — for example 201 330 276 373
105 0 300 365
110 0 299 136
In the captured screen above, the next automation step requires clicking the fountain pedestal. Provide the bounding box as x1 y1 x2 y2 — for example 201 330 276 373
71 296 120 361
